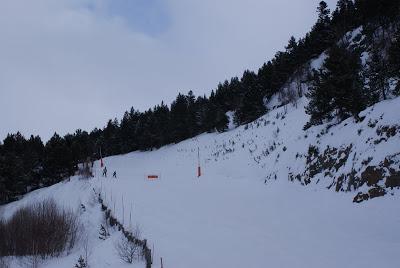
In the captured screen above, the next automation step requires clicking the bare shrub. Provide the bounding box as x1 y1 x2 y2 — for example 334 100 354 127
114 235 140 264
0 257 10 268
279 87 298 111
18 255 41 268
0 198 80 259
77 159 93 179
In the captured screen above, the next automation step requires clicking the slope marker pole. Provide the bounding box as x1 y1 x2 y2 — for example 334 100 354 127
129 203 132 229
197 146 201 178
122 195 125 224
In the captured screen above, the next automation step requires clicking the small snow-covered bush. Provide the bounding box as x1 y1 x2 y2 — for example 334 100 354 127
99 224 110 240
74 255 87 268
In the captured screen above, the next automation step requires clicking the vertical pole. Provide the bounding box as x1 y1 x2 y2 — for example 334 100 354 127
152 244 154 263
122 195 125 225
197 147 201 177
100 147 104 168
129 203 132 228
160 257 163 268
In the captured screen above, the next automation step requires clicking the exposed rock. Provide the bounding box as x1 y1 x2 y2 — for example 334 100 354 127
361 166 384 186
353 192 369 203
368 187 386 199
385 175 400 189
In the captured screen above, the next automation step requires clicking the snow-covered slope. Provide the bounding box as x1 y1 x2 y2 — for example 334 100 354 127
1 96 399 268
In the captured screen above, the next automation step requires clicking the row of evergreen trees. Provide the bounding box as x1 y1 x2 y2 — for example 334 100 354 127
1 0 399 204
306 0 400 127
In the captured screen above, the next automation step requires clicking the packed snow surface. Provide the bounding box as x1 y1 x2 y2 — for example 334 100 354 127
1 97 400 268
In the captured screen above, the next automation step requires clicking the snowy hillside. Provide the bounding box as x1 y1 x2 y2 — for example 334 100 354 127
2 1 400 267
1 95 399 268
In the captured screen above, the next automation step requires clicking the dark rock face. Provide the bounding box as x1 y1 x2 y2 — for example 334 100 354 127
353 192 369 203
368 187 386 199
361 166 384 186
353 187 387 203
291 123 400 202
302 150 400 202
385 175 400 189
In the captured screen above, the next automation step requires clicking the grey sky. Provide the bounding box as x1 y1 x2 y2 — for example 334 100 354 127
0 0 337 141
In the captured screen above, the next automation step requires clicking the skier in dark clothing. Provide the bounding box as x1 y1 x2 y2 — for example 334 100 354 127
102 166 107 177
112 171 117 178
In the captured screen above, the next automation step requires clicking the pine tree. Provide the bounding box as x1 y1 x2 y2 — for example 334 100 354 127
285 36 298 53
310 1 336 56
43 133 74 185
102 118 121 156
317 1 331 23
332 0 357 38
355 0 400 27
326 45 365 120
186 90 198 136
389 29 400 79
193 95 209 133
389 29 400 96
366 44 390 101
234 70 266 125
152 102 171 147
170 93 190 142
306 44 365 126
214 108 229 132
120 107 140 152
305 70 334 127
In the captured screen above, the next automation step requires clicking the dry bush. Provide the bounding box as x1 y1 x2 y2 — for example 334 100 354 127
0 257 10 268
114 235 140 264
18 255 41 268
77 162 93 179
0 198 80 259
279 86 298 112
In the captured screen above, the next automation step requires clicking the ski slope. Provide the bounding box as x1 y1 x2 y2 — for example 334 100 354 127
1 97 400 268
94 151 399 268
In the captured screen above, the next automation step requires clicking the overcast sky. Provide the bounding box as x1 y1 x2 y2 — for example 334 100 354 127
0 0 337 141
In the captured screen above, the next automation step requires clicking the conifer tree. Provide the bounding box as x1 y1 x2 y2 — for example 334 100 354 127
170 93 190 142
186 91 198 136
285 36 298 53
332 0 357 38
366 44 390 101
234 70 266 125
389 29 400 95
389 29 400 79
305 69 334 127
310 1 336 56
306 44 365 126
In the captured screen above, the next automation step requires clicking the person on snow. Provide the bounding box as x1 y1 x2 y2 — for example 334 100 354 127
112 171 117 178
102 166 107 177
